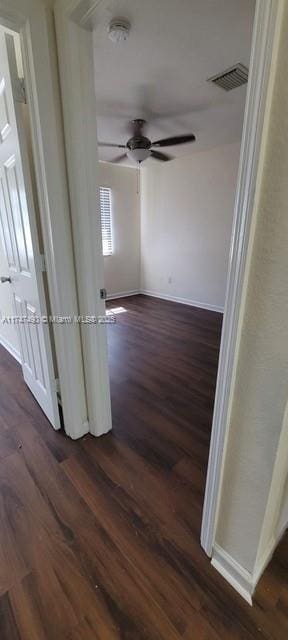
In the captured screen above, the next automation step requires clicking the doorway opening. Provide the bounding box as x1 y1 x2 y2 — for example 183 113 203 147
93 0 253 564
53 0 282 615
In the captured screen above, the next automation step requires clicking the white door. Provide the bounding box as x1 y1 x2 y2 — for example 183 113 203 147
0 31 60 429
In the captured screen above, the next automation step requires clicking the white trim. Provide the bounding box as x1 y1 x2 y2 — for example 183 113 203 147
0 1 89 439
106 289 224 311
213 527 288 605
253 400 288 584
213 522 287 605
212 544 253 605
140 290 224 313
106 290 141 301
253 539 276 588
201 0 281 557
253 523 288 588
54 0 112 437
69 419 89 440
0 335 21 363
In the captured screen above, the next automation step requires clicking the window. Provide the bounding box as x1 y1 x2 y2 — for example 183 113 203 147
99 187 113 256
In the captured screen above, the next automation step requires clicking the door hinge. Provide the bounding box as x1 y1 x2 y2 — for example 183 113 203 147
14 77 26 104
35 254 46 272
54 377 61 395
100 288 107 300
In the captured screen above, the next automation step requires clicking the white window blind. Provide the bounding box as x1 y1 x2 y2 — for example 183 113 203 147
99 187 113 256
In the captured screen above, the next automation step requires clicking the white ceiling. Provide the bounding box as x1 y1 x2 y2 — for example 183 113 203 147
92 0 255 167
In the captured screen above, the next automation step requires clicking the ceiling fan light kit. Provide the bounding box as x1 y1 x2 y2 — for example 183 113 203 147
127 148 150 163
99 119 196 165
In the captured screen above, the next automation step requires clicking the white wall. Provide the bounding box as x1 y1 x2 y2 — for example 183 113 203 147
98 162 140 297
140 143 241 311
215 0 288 576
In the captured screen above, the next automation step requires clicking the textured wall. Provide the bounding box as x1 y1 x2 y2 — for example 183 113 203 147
216 1 288 572
140 143 240 310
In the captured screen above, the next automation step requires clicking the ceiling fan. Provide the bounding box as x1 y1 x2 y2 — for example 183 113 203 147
98 119 196 164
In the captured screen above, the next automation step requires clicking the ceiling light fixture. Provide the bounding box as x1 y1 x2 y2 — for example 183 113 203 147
127 148 151 164
108 18 131 44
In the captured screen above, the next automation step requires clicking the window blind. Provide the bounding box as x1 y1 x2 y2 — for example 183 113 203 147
99 187 113 256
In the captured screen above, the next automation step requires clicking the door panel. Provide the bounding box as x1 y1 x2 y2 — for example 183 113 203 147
0 31 60 429
5 154 31 272
0 77 11 142
0 171 17 268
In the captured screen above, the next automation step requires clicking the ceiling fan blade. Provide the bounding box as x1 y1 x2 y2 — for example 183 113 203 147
98 142 126 148
111 153 127 163
150 150 172 162
152 134 196 147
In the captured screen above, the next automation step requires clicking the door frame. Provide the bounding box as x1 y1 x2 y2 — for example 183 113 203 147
53 0 283 541
0 0 89 439
201 0 281 556
54 0 112 437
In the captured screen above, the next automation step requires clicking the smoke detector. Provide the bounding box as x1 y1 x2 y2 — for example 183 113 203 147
108 18 131 44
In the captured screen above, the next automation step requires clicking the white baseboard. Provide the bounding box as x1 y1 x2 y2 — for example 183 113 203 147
253 523 288 587
252 540 275 590
106 288 224 313
106 289 141 300
140 289 224 313
213 526 288 605
0 334 21 364
211 544 253 605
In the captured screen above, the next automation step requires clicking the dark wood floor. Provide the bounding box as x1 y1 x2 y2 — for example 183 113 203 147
0 294 287 639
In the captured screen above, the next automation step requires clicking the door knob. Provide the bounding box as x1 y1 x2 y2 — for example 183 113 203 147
0 276 11 283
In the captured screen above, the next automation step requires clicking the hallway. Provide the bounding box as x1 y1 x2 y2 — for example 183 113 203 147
0 295 286 639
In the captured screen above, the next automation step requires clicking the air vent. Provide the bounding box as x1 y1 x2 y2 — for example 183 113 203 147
207 64 249 91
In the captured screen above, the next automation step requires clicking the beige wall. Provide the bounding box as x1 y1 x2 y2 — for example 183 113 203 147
100 143 240 308
140 143 240 311
216 0 288 573
98 162 141 297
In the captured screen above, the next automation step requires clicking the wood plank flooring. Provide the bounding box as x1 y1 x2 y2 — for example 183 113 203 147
0 294 287 639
